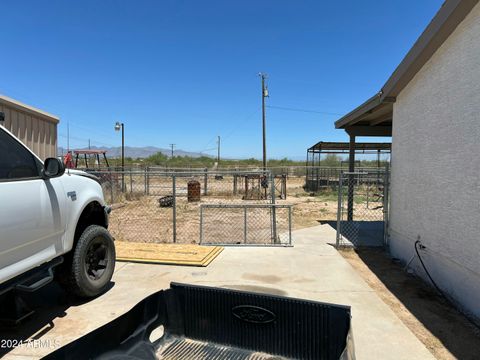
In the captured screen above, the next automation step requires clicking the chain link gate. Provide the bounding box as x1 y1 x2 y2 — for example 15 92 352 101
335 170 389 247
199 204 292 246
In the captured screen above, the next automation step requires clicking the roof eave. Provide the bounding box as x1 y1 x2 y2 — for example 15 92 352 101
334 94 381 129
381 0 478 97
334 0 479 131
0 95 60 124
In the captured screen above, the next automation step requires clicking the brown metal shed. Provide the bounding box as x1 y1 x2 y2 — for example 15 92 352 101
0 95 59 160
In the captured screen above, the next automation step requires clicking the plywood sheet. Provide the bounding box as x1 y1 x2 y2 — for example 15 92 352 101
115 241 223 267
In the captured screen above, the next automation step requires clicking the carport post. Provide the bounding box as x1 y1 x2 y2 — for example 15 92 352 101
347 134 355 221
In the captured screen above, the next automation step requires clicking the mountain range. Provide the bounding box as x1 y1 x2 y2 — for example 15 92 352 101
57 146 209 158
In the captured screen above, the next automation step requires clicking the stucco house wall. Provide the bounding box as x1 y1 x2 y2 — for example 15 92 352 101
390 2 480 320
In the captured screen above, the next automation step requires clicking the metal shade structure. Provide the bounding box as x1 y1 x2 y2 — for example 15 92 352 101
306 141 391 167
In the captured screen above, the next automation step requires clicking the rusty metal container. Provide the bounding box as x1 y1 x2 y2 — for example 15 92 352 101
187 180 201 202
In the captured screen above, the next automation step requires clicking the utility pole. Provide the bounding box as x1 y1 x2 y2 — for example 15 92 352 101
169 144 176 158
217 135 221 164
88 139 91 150
259 73 268 171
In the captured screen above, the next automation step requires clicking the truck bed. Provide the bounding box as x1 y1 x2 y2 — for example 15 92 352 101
44 283 354 360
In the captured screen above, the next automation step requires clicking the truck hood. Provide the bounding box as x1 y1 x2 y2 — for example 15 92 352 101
66 169 101 183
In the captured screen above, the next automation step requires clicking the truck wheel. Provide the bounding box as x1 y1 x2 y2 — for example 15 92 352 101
66 225 116 298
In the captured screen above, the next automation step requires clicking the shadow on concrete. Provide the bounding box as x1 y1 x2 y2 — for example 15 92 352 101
346 247 480 360
320 220 384 247
0 281 114 357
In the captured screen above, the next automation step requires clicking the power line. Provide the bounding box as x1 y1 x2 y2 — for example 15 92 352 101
221 107 261 142
266 105 342 116
201 135 217 150
195 107 261 154
199 147 217 154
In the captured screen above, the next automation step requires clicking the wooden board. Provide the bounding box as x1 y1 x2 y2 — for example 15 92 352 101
115 241 223 267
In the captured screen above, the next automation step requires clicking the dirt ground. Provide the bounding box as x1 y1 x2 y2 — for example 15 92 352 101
339 248 480 360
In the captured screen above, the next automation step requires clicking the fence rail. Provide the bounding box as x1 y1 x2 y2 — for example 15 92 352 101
90 169 276 203
199 204 292 246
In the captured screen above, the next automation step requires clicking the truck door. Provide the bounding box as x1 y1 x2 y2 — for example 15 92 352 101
0 127 66 282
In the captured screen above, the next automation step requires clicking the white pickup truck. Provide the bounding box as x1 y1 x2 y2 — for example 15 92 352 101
0 124 115 301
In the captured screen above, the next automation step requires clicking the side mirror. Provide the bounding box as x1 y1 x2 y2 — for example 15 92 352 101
43 158 65 179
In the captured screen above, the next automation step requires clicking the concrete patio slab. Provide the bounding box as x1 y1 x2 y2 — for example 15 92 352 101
2 224 434 359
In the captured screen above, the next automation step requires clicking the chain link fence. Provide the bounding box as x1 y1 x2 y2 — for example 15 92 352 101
336 170 389 248
88 169 291 245
200 204 292 246
305 166 384 192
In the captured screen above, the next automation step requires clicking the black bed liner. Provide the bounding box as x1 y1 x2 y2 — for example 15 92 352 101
44 283 354 360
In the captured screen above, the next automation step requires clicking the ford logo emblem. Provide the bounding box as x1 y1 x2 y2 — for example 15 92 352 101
232 305 276 324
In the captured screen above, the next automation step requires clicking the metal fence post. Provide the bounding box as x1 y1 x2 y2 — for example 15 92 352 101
172 175 176 243
270 172 278 244
270 171 276 204
109 171 114 204
288 206 292 245
233 171 238 196
147 166 150 195
347 172 354 222
199 205 203 244
383 166 390 247
366 182 369 209
130 170 133 194
336 173 343 248
144 167 147 195
204 168 208 196
244 206 247 244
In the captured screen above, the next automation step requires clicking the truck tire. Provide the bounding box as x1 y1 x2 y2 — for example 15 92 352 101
64 225 116 298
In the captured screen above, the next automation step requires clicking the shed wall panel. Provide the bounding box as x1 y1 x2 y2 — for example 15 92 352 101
0 102 58 160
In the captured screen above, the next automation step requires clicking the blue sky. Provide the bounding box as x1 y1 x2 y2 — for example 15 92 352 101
0 0 443 159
